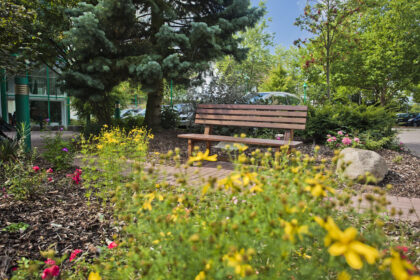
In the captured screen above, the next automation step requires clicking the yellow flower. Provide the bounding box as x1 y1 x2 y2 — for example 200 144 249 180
88 272 102 280
280 219 308 243
382 249 419 280
188 149 217 163
195 271 206 280
233 143 248 152
337 271 351 280
305 175 335 197
316 217 379 270
217 173 242 190
223 249 254 277
97 144 104 150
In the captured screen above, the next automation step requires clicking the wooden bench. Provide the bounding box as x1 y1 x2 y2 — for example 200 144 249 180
177 104 308 157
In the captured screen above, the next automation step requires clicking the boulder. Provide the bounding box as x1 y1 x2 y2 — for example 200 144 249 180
336 148 388 183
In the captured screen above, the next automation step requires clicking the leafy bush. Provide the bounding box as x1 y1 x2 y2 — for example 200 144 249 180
81 122 103 138
113 115 144 131
300 104 396 146
41 130 75 170
0 137 20 162
160 106 179 129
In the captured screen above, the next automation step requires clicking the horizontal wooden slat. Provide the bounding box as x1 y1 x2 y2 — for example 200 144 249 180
177 134 302 147
195 119 305 130
196 108 307 117
197 104 308 111
195 113 307 124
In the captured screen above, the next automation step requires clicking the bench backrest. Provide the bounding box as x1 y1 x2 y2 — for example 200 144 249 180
195 104 308 130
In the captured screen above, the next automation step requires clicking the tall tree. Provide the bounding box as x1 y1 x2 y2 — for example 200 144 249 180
61 0 264 126
216 15 274 93
294 0 359 100
333 0 420 106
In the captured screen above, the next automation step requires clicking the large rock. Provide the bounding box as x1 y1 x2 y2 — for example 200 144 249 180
336 148 388 183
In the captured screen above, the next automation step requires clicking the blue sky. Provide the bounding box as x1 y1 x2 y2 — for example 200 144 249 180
250 0 309 50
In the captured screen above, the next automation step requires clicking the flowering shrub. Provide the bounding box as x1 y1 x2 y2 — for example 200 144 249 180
326 130 362 150
42 130 75 170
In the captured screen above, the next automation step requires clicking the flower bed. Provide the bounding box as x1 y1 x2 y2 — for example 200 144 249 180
3 127 419 279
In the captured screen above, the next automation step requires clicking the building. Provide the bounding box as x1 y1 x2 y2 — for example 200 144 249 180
0 66 71 128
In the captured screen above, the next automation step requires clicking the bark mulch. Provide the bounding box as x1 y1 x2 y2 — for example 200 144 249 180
0 159 115 277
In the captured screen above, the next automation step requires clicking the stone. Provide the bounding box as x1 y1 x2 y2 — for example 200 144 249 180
336 148 388 183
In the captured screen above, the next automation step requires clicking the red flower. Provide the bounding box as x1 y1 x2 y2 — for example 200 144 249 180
46 168 53 173
44 259 56 266
48 177 53 182
69 249 82 262
41 265 59 279
32 166 40 172
11 267 18 271
396 246 409 253
108 241 117 249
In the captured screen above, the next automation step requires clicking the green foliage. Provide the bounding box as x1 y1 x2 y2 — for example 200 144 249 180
2 222 29 233
301 104 396 143
2 148 48 200
0 137 19 162
113 115 144 131
160 106 179 129
216 16 274 93
61 0 264 126
41 131 75 170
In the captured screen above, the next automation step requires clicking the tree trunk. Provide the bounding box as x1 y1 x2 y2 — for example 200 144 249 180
145 80 164 128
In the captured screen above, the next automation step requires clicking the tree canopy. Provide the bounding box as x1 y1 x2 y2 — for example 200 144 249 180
61 0 264 125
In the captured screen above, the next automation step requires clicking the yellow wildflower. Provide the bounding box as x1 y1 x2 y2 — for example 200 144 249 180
88 272 102 280
337 271 351 280
195 271 206 280
382 249 420 280
305 175 335 197
188 149 217 164
233 143 248 152
315 217 379 270
97 144 104 150
280 219 308 243
223 249 254 277
217 173 242 191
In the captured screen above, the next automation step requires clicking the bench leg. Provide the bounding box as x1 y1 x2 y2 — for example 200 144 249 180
188 139 194 158
206 141 211 154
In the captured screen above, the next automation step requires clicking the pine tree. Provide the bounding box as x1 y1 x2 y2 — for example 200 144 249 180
61 0 264 125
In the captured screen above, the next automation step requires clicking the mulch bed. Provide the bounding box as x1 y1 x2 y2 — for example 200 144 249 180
0 158 115 276
149 128 420 198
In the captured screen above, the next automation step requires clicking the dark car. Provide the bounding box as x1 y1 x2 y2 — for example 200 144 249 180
396 113 416 125
407 113 420 127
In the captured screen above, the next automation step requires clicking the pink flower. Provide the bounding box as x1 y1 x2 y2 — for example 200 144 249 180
69 249 82 262
62 147 69 152
46 168 53 173
354 137 360 143
108 242 117 249
332 136 336 140
337 131 343 135
342 137 352 145
48 177 53 182
41 265 59 279
71 169 82 184
32 166 40 172
396 246 409 253
327 134 331 137
327 138 333 142
44 259 56 266
75 169 82 175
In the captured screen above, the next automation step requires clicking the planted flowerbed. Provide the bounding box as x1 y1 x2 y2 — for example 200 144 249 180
1 126 419 279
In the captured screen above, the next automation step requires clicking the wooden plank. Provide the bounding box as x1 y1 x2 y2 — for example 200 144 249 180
196 114 307 124
177 133 302 147
197 104 308 111
195 119 305 130
196 108 308 117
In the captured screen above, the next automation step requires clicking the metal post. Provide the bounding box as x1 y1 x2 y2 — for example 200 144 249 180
15 75 31 151
135 95 138 107
170 80 173 107
303 82 307 104
1 69 8 122
46 66 51 123
67 97 71 126
114 101 120 120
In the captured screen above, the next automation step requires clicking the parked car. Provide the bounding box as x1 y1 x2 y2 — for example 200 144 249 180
396 113 416 125
121 108 145 119
171 103 195 127
407 113 420 127
245 92 302 105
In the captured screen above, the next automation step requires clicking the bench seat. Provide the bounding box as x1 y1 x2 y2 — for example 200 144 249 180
178 133 302 148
